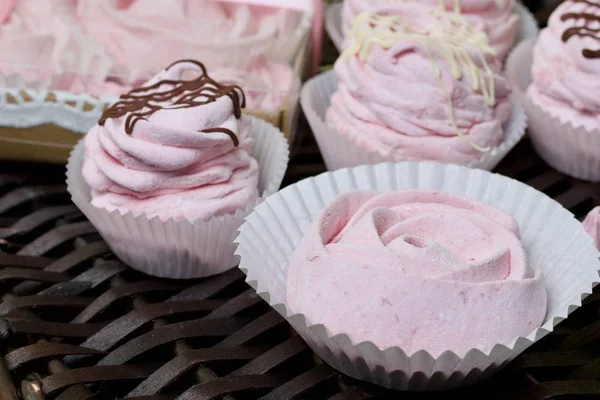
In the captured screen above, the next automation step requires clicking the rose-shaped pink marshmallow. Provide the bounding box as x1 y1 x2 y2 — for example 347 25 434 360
287 189 547 357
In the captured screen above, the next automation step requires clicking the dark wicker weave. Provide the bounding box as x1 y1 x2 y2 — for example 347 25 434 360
0 133 598 400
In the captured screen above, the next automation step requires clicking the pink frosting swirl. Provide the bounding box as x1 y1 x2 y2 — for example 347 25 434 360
528 1 600 130
327 3 512 164
583 206 600 250
341 0 518 60
82 60 259 222
287 190 547 357
0 0 118 95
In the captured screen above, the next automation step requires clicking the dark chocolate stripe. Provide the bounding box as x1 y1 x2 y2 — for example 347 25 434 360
583 48 600 57
562 26 600 42
560 6 600 58
201 128 240 147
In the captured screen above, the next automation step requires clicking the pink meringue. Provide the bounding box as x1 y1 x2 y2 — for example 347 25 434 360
0 0 116 95
527 0 600 131
583 206 600 250
0 0 298 104
77 0 301 81
327 4 512 164
287 190 547 357
341 0 518 60
82 60 259 222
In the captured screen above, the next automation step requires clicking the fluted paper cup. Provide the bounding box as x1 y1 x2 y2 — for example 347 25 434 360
301 71 527 171
67 117 289 279
235 162 600 391
506 39 600 182
326 2 539 55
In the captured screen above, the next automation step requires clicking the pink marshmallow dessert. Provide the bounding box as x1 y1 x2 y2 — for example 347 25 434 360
76 0 307 81
67 59 289 279
0 0 301 110
506 0 600 181
235 162 600 391
287 189 547 358
302 4 526 171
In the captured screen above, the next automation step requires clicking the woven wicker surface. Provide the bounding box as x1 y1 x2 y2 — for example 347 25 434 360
0 132 599 400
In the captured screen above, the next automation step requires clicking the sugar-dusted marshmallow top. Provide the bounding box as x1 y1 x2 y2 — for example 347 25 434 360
287 189 547 357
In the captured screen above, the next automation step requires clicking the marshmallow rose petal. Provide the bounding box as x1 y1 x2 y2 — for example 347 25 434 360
287 190 547 357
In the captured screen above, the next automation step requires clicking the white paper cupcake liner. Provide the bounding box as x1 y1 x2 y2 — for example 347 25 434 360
234 161 600 391
67 117 289 279
326 2 539 55
300 71 527 171
506 40 600 182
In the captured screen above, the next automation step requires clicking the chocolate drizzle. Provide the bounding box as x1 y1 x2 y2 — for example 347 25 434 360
99 60 246 146
201 128 240 147
560 0 600 59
